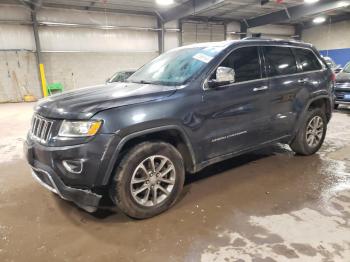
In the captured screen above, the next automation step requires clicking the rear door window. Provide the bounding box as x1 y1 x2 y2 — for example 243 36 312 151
294 48 322 72
216 46 262 83
263 46 297 77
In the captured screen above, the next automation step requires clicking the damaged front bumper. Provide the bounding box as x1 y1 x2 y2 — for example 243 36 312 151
24 138 104 213
30 165 101 212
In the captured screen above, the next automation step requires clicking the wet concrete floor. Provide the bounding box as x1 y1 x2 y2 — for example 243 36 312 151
1 102 350 261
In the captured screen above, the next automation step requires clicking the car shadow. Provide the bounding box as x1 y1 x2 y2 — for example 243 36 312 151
75 143 292 220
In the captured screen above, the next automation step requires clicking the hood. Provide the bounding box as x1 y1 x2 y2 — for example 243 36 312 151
336 71 350 83
35 82 177 119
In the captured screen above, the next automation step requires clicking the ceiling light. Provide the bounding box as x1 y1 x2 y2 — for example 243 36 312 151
304 0 319 3
338 1 350 7
313 16 326 24
156 0 174 6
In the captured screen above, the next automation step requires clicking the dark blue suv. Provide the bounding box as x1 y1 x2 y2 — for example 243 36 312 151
25 38 334 219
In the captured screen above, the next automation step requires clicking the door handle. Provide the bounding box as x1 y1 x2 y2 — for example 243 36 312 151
253 86 269 92
298 78 308 83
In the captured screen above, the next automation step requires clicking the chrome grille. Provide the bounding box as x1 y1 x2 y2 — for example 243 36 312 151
30 115 53 143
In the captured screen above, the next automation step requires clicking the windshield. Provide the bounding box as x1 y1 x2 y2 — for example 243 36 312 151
343 63 350 73
128 46 226 86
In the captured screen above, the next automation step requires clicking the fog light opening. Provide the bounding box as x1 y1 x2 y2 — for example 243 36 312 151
62 159 84 174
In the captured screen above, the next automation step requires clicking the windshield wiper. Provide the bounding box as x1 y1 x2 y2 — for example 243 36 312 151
139 80 153 84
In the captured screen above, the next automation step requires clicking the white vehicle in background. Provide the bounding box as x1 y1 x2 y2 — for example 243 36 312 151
322 56 342 73
106 69 137 84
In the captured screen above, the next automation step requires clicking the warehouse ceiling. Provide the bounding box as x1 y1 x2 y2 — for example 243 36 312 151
37 0 305 19
2 0 350 27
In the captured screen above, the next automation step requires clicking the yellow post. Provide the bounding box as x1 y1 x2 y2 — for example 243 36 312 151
39 63 48 97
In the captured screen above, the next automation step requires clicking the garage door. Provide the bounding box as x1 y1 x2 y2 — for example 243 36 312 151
182 22 225 46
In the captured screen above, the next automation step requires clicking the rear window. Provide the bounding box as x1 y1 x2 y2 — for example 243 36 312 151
263 46 298 77
294 48 322 72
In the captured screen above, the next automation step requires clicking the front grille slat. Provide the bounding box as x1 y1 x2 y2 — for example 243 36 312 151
40 121 48 140
33 117 39 136
45 122 53 141
30 115 53 144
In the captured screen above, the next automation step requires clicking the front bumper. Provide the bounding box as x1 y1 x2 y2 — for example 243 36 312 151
24 132 118 212
334 84 350 104
30 165 101 212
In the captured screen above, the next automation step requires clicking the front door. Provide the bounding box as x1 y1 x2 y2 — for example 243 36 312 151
199 46 272 161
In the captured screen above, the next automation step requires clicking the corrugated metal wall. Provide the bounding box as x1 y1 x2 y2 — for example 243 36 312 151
303 20 350 67
0 4 176 102
0 51 41 103
182 22 225 45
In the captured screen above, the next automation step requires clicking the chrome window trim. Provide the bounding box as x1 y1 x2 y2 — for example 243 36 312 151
203 43 326 91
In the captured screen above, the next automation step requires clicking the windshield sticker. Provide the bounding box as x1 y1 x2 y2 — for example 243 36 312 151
193 53 214 63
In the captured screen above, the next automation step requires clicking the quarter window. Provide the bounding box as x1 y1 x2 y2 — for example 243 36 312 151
294 48 322 72
214 46 262 83
263 46 297 77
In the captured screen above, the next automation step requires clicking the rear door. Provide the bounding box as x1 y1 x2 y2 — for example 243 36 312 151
293 47 325 92
200 46 272 160
262 45 303 138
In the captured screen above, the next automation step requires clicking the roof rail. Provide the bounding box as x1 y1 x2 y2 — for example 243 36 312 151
242 36 272 41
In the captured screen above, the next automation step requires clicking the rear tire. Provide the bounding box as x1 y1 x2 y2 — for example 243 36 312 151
110 141 185 219
290 108 327 156
334 104 339 110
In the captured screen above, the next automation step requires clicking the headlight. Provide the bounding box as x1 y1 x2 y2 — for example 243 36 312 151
58 120 102 137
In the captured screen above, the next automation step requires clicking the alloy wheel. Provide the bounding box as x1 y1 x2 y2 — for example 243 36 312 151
130 155 176 207
306 116 324 148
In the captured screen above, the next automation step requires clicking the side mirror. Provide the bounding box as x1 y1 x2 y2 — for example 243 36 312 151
207 66 235 88
216 66 235 82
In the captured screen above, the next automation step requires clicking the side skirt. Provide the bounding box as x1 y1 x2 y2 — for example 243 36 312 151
193 135 291 173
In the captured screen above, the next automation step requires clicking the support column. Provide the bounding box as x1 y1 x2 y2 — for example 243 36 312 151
178 20 183 47
31 11 48 97
224 22 227 40
157 17 165 54
240 21 248 39
295 24 303 40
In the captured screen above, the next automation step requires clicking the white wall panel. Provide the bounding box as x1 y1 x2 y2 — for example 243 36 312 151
0 4 160 101
248 24 295 40
42 52 157 90
164 32 179 51
182 22 225 46
39 27 158 52
0 4 31 21
164 20 180 51
302 21 350 50
249 24 295 36
0 51 40 102
226 21 240 40
38 7 157 27
0 25 35 50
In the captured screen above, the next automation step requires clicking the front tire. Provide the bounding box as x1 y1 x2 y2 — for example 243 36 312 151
110 141 185 219
290 108 327 156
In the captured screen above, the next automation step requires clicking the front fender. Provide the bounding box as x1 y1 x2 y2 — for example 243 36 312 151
96 125 196 186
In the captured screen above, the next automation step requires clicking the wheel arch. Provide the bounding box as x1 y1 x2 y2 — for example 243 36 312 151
292 95 332 140
307 96 332 122
101 125 197 186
